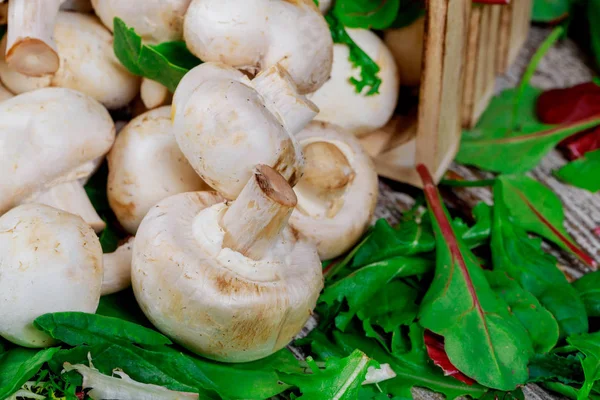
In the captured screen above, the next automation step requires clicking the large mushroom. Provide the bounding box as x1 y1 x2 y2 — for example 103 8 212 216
183 0 333 94
0 81 13 102
0 11 140 109
172 62 317 200
289 122 379 260
0 204 103 347
107 106 209 235
307 29 400 137
384 16 425 87
132 165 323 362
0 87 115 232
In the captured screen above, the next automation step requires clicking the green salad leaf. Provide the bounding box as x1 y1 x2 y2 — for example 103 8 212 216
528 353 584 384
532 0 572 23
567 332 600 399
554 148 600 192
591 0 600 69
0 347 59 399
332 0 400 30
573 271 600 318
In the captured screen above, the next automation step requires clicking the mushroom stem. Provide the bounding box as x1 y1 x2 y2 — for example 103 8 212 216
29 180 105 232
251 64 318 135
302 141 354 192
60 0 93 12
5 0 62 77
220 165 297 260
101 237 134 296
140 78 170 109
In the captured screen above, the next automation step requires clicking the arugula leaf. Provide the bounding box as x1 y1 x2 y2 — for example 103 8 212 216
573 271 600 317
528 353 584 384
485 270 559 354
496 175 596 268
567 332 600 399
554 148 600 192
113 17 201 92
325 13 381 95
417 164 533 390
332 0 400 30
492 180 589 337
34 312 172 348
0 347 59 399
282 349 377 400
532 0 572 23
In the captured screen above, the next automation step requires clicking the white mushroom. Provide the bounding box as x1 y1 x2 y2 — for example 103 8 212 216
0 204 103 347
132 166 323 362
0 87 115 232
290 122 379 260
172 62 317 200
307 29 400 137
183 0 333 94
107 106 209 235
318 0 332 14
60 0 94 13
0 81 13 102
0 12 140 109
140 78 170 110
91 0 191 43
384 16 425 87
4 0 62 77
101 237 134 296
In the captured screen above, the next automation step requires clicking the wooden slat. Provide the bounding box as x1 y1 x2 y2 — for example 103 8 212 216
461 5 482 126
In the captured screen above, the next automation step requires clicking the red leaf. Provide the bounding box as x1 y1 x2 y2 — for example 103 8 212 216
424 330 477 385
76 392 85 400
560 126 600 160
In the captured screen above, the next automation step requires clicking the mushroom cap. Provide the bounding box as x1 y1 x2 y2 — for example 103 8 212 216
0 87 115 215
0 12 140 109
307 29 400 137
0 81 13 102
172 62 304 200
183 0 333 94
384 16 425 87
107 106 209 235
289 121 379 260
0 204 103 347
318 0 332 14
132 191 323 362
91 0 191 43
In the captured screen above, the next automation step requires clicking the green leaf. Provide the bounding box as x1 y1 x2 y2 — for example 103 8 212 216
590 0 600 69
0 347 59 399
485 270 559 354
543 381 584 399
573 271 600 318
480 389 525 400
113 17 201 92
325 13 381 95
567 332 600 399
528 353 584 384
34 312 172 348
554 148 600 192
532 0 571 23
282 350 376 400
491 181 588 337
496 175 596 268
389 0 425 29
96 289 153 327
417 165 533 390
332 0 400 30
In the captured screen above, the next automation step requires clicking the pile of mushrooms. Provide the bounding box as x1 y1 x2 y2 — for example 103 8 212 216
0 0 383 363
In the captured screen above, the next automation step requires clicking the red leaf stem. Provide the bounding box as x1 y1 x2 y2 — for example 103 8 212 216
424 330 477 385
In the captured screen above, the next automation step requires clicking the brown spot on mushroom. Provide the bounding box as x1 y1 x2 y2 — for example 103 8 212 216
109 198 136 222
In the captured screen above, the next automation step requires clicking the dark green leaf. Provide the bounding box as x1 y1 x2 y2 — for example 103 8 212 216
332 0 400 29
591 0 600 69
417 165 533 390
98 219 120 253
543 381 583 399
0 347 59 399
554 148 600 192
528 353 584 384
325 13 381 95
496 175 596 268
113 18 201 92
480 389 525 400
34 312 172 348
389 0 425 29
567 332 600 399
485 270 559 354
491 182 588 337
532 0 572 23
96 290 153 327
573 271 600 318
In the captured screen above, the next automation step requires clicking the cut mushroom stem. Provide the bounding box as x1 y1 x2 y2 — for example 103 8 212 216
101 237 134 296
29 180 105 232
140 78 170 109
302 142 354 192
5 0 62 77
251 64 318 136
220 165 297 260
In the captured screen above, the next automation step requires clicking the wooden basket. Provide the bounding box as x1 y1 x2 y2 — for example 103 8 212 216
359 0 531 188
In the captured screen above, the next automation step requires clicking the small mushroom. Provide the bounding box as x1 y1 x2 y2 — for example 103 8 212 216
91 0 191 43
183 0 333 94
0 87 115 232
132 165 323 362
107 106 209 235
0 12 140 109
0 204 103 347
140 78 170 110
172 62 317 200
101 237 134 296
307 28 400 137
384 16 425 87
289 122 379 260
